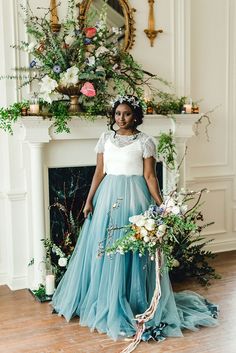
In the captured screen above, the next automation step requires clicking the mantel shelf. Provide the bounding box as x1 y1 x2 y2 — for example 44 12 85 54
18 114 200 143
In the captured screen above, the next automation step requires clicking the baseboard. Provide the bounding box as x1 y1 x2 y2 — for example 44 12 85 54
7 275 28 290
206 239 236 253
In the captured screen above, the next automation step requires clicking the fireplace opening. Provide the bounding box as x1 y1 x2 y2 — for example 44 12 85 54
48 163 162 282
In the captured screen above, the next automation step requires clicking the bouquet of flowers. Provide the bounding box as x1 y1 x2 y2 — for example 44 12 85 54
102 188 219 285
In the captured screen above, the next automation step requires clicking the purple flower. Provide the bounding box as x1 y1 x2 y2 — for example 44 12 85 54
29 60 37 68
53 65 61 74
84 38 92 45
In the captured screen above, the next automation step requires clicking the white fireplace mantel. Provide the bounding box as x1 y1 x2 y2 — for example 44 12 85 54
16 114 198 289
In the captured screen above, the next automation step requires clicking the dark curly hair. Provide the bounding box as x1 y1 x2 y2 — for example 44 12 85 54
108 95 144 133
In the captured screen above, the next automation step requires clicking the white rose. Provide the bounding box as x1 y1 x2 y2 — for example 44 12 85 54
143 236 150 243
145 219 156 231
156 230 164 239
140 227 148 237
158 224 167 233
58 257 68 267
129 215 141 224
136 216 147 227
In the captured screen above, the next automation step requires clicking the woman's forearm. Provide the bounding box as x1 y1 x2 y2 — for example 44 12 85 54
145 175 163 206
86 171 105 203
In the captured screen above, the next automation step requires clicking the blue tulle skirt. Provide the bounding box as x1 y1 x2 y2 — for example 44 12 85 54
52 175 218 340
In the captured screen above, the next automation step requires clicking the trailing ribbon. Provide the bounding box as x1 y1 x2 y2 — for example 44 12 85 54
120 249 162 353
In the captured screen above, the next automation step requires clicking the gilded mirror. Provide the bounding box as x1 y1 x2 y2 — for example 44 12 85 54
77 0 136 51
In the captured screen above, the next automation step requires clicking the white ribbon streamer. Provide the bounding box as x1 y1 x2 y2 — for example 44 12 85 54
120 249 162 353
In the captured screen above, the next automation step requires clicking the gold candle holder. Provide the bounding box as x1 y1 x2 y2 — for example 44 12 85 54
144 0 163 47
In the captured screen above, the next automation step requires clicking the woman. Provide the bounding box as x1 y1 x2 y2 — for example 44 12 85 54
52 95 218 341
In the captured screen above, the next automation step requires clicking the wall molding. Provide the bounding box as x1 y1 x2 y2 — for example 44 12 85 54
170 0 190 96
7 191 27 201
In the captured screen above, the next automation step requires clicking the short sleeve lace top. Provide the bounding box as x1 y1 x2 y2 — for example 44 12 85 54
94 131 157 176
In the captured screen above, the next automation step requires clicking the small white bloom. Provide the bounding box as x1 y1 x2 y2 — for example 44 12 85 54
172 259 180 267
58 257 68 267
95 46 109 57
143 235 150 243
65 34 75 46
180 204 188 213
171 205 180 215
87 56 95 66
112 27 121 34
150 256 154 261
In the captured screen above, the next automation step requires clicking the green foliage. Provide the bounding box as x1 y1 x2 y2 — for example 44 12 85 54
0 101 29 134
48 101 71 133
152 92 186 115
157 130 177 170
32 283 46 300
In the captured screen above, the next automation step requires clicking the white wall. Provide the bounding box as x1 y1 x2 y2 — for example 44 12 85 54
0 0 235 289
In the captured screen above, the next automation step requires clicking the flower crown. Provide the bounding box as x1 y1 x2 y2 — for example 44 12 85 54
111 95 141 109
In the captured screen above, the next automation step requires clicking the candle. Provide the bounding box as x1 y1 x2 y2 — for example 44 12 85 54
183 104 192 114
45 274 55 296
30 104 40 115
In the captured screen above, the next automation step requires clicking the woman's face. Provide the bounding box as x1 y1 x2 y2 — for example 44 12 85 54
114 104 135 129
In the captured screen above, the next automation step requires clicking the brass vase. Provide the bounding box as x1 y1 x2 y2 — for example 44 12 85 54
56 85 82 113
68 95 81 113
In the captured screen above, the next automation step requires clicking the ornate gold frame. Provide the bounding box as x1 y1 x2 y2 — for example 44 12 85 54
77 0 136 51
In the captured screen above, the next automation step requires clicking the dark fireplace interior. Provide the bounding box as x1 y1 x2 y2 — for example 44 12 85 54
48 163 163 280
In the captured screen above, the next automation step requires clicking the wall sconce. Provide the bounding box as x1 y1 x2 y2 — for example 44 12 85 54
50 0 61 33
144 0 163 47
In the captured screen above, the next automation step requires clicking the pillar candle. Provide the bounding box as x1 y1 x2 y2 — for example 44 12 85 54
183 104 192 114
45 274 55 296
30 104 40 115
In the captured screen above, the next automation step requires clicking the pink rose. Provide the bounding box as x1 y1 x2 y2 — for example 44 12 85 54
84 27 97 38
80 82 96 97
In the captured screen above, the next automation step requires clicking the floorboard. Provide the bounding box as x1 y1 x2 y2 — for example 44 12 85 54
0 251 235 353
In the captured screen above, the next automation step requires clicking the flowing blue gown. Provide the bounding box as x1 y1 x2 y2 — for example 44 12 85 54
52 132 218 341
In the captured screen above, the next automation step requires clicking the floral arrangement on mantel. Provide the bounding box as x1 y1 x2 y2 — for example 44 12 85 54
0 0 207 136
0 0 158 133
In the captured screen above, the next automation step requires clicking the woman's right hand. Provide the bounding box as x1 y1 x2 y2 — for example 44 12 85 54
83 201 93 218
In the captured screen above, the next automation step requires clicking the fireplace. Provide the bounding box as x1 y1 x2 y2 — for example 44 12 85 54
18 114 198 289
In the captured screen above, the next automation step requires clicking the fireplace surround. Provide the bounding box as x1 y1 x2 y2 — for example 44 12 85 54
17 114 198 289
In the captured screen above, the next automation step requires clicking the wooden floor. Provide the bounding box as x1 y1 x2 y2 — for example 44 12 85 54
0 251 236 353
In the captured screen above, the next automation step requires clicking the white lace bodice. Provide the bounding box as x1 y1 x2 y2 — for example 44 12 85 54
95 131 157 175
